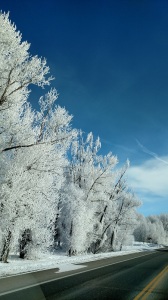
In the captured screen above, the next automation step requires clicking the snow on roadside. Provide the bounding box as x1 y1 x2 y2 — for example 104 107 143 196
0 242 162 278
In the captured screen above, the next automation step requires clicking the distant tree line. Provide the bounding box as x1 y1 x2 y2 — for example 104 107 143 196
134 214 168 245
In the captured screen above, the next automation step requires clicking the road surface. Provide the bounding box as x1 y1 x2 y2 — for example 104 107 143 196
0 248 167 299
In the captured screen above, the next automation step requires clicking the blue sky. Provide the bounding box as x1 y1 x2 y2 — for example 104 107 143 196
1 0 168 216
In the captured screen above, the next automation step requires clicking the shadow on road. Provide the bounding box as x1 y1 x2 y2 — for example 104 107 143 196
156 247 168 252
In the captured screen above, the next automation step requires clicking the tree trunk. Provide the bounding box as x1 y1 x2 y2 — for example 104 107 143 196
0 231 12 263
19 229 32 259
110 230 115 251
51 213 60 250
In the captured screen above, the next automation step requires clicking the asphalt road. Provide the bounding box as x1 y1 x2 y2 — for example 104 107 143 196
0 248 167 300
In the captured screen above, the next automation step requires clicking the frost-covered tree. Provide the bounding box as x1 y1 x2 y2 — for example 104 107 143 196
58 131 140 254
0 11 52 109
146 216 167 245
0 12 75 262
57 131 118 254
133 214 148 243
93 162 141 253
158 214 168 236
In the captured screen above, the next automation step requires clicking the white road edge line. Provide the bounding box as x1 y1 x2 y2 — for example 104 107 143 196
0 251 157 296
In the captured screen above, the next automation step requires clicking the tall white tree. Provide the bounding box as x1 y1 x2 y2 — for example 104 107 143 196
58 131 139 254
0 12 75 262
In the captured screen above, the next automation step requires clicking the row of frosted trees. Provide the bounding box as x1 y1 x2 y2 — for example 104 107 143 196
134 214 168 245
0 12 141 262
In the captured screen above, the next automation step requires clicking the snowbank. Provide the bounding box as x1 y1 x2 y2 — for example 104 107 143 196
0 242 162 278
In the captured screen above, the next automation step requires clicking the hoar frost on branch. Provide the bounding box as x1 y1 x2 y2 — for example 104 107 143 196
0 12 52 108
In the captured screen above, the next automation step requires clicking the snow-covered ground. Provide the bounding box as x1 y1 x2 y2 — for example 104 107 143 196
0 242 162 278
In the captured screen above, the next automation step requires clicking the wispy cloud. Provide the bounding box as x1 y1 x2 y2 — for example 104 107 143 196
136 139 168 165
127 156 168 199
101 139 136 154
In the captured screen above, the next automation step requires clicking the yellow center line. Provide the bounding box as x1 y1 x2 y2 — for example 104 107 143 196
133 265 168 300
